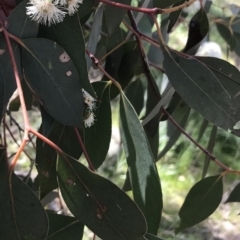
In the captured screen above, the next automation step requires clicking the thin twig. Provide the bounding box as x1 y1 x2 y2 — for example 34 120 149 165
148 61 165 73
99 0 197 14
161 107 234 172
123 20 159 47
86 49 122 90
74 127 95 172
127 11 160 100
5 123 34 162
0 0 9 17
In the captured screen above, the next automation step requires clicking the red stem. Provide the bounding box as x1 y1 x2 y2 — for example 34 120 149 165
74 127 95 172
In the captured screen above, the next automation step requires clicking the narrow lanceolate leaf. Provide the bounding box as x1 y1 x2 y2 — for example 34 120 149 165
163 47 237 131
104 0 131 36
36 120 82 199
86 6 104 71
77 0 96 19
46 213 84 240
0 149 48 239
225 182 240 203
21 38 83 127
202 125 217 179
120 93 162 234
157 102 190 160
84 82 112 169
197 118 209 142
183 9 209 54
7 0 39 38
167 0 185 33
176 175 223 234
57 154 147 240
39 13 95 97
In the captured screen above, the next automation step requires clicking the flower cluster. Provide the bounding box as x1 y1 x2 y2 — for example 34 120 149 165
26 0 83 26
82 89 97 128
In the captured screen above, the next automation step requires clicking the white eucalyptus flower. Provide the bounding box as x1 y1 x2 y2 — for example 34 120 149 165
67 0 83 16
82 89 96 111
84 112 95 128
26 0 66 26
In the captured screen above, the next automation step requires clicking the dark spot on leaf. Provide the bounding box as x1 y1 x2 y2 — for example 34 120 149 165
59 51 70 62
66 177 75 186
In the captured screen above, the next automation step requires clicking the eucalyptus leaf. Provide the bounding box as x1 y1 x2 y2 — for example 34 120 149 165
38 14 95 97
21 38 83 127
47 213 84 240
120 92 162 234
104 0 131 36
57 154 147 240
0 149 48 239
225 182 240 203
125 79 144 116
163 47 237 131
167 0 185 33
176 175 223 233
7 0 39 39
36 119 82 199
86 5 104 70
84 82 112 169
202 125 217 179
183 9 209 54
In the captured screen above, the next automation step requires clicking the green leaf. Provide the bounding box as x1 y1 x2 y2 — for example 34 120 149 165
7 0 39 38
0 149 48 239
46 213 84 239
157 102 190 160
84 82 112 169
167 0 185 33
120 92 162 234
0 37 21 121
57 154 147 240
39 14 95 97
176 175 223 233
163 47 237 131
215 18 240 51
111 43 142 98
86 5 104 70
183 9 209 54
197 57 240 105
21 38 83 127
104 0 131 36
197 118 209 142
125 79 144 116
202 125 217 179
77 0 96 19
36 118 82 199
225 182 240 203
